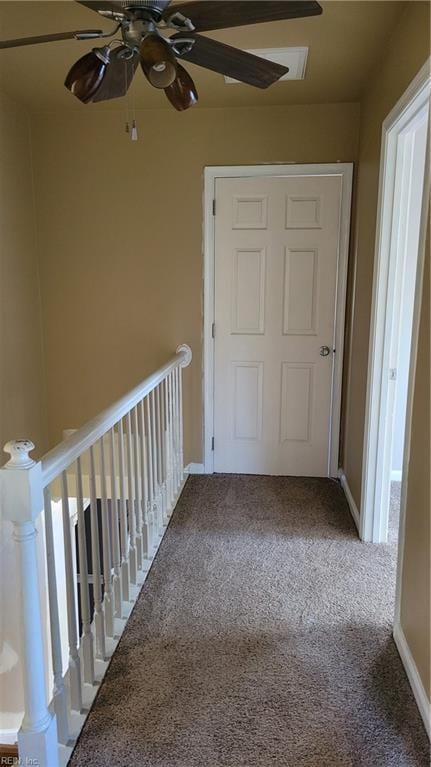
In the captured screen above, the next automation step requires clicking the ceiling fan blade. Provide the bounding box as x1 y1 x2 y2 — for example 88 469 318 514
171 33 288 89
164 1 322 32
76 1 133 19
0 30 103 50
92 46 139 101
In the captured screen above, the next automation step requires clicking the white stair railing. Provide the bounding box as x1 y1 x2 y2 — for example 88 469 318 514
0 344 192 767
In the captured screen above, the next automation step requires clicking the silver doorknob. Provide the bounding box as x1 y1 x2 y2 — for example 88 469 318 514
320 346 331 357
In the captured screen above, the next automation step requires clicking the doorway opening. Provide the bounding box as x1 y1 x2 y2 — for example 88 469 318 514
361 61 430 546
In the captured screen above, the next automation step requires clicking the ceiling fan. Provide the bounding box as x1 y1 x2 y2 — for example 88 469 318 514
0 1 322 110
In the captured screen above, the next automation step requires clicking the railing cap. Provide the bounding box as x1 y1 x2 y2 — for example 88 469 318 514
0 442 43 523
176 344 192 368
3 439 36 469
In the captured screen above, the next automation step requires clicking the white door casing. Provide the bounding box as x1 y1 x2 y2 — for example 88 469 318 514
204 165 353 477
361 61 430 544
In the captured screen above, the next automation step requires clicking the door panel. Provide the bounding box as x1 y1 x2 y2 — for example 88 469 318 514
232 248 266 334
280 362 314 443
213 174 342 476
232 361 263 441
283 248 318 335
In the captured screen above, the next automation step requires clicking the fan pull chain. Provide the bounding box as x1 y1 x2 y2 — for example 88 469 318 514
131 77 138 142
125 57 131 137
125 58 138 142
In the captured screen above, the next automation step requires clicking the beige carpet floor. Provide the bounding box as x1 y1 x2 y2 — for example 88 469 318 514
69 475 429 767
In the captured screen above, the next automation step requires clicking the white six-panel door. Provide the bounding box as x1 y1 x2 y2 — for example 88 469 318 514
213 174 343 476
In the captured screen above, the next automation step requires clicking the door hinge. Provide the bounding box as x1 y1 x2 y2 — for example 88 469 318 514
211 436 215 451
212 322 216 339
212 199 216 216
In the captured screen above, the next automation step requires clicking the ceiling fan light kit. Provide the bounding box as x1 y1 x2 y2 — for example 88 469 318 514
165 62 198 111
64 46 110 102
1 0 322 109
140 33 177 88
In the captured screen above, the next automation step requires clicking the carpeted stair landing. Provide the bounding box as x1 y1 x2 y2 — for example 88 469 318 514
69 475 429 767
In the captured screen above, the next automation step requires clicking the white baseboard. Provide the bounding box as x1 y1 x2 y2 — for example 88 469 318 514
391 469 402 482
185 463 205 475
393 621 431 738
338 469 361 534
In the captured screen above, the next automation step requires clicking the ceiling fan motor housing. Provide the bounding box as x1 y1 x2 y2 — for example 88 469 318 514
123 0 171 20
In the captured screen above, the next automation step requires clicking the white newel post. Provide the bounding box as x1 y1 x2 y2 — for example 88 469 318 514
0 439 59 767
176 344 192 484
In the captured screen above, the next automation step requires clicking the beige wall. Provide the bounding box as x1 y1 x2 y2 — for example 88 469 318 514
399 224 430 699
0 90 48 728
0 91 47 455
31 101 360 461
341 1 430 700
342 1 430 503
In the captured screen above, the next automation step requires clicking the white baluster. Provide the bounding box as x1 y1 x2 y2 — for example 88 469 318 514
176 343 192 489
178 364 184 482
117 418 130 601
132 406 143 570
76 457 95 685
138 400 150 560
43 487 71 745
161 381 169 522
145 396 156 551
125 412 137 584
150 389 161 536
164 376 173 516
88 446 106 660
168 371 176 498
1 440 59 767
173 366 180 493
169 371 176 505
99 438 114 637
60 471 82 712
155 384 166 529
109 427 123 617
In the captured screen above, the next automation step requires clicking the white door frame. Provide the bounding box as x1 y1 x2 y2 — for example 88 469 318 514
360 60 430 544
203 163 353 475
